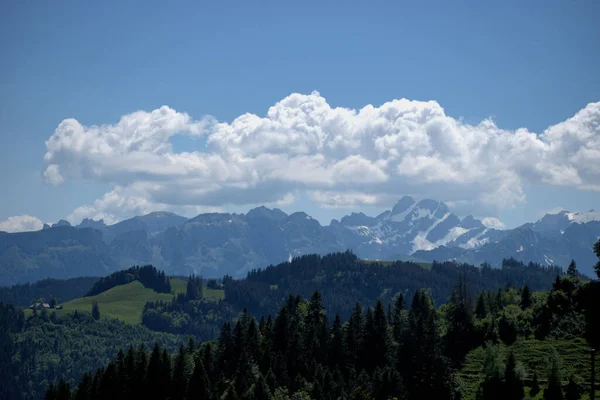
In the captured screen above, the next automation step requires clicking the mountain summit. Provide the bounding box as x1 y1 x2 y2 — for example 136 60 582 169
1 198 598 284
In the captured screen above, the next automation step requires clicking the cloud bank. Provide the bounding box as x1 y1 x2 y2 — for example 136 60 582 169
39 91 599 224
0 215 44 233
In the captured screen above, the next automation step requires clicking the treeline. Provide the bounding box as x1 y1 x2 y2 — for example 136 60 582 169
0 277 98 306
0 303 183 400
52 290 457 400
141 275 235 340
59 242 600 400
137 252 566 340
226 251 564 320
142 298 235 340
86 265 171 296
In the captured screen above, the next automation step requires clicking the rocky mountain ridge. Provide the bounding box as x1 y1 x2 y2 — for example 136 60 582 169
1 197 599 284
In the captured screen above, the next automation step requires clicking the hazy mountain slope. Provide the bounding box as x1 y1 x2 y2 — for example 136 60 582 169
1 199 598 283
0 226 118 285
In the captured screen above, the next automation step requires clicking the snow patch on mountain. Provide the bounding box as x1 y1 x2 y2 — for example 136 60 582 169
566 210 600 223
461 229 490 249
412 226 470 252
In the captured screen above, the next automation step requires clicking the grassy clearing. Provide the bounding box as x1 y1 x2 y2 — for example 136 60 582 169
25 278 225 325
204 288 225 301
458 338 599 399
49 281 176 324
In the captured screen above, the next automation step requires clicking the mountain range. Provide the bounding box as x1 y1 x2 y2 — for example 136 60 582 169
1 196 599 285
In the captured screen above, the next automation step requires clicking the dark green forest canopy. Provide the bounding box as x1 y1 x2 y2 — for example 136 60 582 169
53 268 600 400
224 252 565 320
86 265 171 296
139 252 565 339
3 239 600 400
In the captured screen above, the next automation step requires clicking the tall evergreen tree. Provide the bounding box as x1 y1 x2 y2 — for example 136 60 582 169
329 314 344 368
504 352 524 400
567 260 578 278
74 372 92 400
172 345 189 400
475 292 489 319
530 371 541 397
56 380 71 400
160 348 172 396
520 285 532 310
146 343 166 400
544 348 564 400
565 375 582 400
187 359 211 400
399 291 455 400
444 287 476 362
91 301 100 320
393 293 407 342
479 345 505 400
594 238 600 279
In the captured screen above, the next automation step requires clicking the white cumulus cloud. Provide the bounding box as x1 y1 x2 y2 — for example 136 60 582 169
41 92 600 223
481 217 506 230
0 215 44 233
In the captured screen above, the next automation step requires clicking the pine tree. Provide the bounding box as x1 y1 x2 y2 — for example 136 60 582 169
246 318 260 361
346 303 364 370
90 369 101 400
223 382 239 400
187 359 211 400
565 375 582 400
567 260 578 278
594 239 600 279
91 301 100 320
520 285 532 310
305 291 327 365
475 292 489 319
479 345 505 400
392 293 406 341
135 344 148 396
172 345 189 400
544 348 564 400
266 368 277 393
160 348 172 395
365 300 389 371
530 372 540 396
146 343 166 400
329 314 344 368
45 383 57 400
504 352 524 400
399 291 455 400
445 286 476 362
253 373 272 400
74 373 92 400
56 379 71 400
218 322 236 376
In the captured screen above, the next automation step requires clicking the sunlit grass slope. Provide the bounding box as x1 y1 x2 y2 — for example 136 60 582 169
29 278 225 325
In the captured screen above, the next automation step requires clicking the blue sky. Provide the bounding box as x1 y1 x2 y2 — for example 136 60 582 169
0 0 599 232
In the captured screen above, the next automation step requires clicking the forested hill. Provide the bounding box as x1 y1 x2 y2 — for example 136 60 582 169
139 252 566 340
223 252 564 320
55 262 600 400
0 276 98 306
86 265 171 296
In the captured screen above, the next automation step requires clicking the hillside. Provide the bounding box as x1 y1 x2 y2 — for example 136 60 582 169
225 252 564 320
458 338 600 399
30 278 224 324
